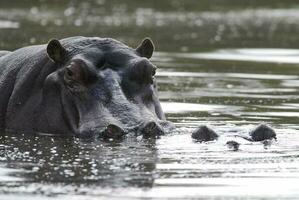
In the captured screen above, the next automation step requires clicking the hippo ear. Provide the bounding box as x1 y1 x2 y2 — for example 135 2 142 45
47 39 66 63
136 38 155 59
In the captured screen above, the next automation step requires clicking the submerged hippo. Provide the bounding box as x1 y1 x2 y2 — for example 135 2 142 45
0 36 173 138
191 124 276 143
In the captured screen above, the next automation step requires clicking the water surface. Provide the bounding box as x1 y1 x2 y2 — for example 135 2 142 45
1 1 299 199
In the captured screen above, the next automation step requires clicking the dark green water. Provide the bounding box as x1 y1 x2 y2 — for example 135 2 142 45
1 1 299 199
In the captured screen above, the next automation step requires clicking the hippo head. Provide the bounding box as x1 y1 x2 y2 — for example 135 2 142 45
32 37 170 138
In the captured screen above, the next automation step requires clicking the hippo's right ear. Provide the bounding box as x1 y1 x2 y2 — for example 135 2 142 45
47 39 67 63
136 38 155 59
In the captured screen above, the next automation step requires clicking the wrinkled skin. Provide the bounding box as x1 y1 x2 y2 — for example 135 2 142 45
0 36 173 137
0 51 10 58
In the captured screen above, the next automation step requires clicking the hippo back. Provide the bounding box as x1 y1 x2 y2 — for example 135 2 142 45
0 51 10 58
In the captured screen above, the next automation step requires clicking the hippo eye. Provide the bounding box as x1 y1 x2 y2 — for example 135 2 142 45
66 68 74 77
129 59 157 85
64 62 83 83
64 60 98 89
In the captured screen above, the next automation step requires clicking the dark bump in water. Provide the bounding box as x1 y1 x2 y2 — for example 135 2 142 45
191 125 219 142
226 140 240 151
262 139 273 149
250 124 276 142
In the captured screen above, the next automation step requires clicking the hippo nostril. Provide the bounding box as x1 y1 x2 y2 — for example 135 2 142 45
99 124 126 140
146 121 156 131
141 121 164 138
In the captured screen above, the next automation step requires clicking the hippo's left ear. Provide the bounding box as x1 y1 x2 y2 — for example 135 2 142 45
47 39 67 63
136 38 155 59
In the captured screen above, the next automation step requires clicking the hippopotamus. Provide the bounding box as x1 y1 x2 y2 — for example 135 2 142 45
191 124 276 143
192 124 277 150
0 36 278 142
0 36 173 138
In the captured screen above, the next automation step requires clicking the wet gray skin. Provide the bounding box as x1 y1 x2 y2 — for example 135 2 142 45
0 36 173 138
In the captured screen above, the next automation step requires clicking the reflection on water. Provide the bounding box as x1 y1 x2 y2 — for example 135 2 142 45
169 49 299 64
2 0 299 199
0 20 19 29
2 1 299 50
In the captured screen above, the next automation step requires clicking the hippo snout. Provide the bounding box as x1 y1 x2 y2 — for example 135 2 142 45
98 121 169 140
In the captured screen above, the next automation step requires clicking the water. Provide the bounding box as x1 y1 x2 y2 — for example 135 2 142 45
1 0 299 199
